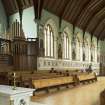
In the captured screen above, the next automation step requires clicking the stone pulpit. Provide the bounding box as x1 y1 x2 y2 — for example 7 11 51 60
0 85 35 105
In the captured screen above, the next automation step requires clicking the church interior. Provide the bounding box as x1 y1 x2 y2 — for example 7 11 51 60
0 0 105 105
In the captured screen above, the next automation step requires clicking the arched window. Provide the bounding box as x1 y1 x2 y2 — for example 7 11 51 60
44 24 54 57
63 32 69 59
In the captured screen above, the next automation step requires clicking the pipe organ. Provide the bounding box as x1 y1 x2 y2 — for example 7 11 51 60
11 20 27 70
0 20 37 71
11 19 25 39
0 19 38 71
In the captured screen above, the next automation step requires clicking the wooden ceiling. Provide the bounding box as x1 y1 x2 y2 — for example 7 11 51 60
2 0 105 40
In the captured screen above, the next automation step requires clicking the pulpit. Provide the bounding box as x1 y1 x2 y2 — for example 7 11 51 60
0 85 35 105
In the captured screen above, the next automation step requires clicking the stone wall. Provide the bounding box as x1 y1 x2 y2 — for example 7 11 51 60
9 7 102 73
37 9 100 74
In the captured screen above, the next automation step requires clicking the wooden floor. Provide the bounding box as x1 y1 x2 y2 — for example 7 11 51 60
31 77 105 105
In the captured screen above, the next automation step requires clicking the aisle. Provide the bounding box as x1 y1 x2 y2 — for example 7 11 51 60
31 77 105 105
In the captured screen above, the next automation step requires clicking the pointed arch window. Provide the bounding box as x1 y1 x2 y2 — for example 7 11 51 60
44 24 54 57
63 32 69 59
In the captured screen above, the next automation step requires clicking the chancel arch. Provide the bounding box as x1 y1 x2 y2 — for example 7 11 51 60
44 19 58 58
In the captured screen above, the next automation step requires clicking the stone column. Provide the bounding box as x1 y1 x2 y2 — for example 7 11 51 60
35 19 44 57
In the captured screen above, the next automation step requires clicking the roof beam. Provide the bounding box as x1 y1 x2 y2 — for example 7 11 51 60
76 0 99 27
92 18 105 35
86 7 105 34
70 0 90 25
82 0 105 30
76 0 105 28
14 0 18 10
2 0 11 15
59 0 71 18
65 0 77 22
96 22 105 39
94 21 105 35
16 0 23 27
99 27 105 40
58 0 71 29
33 0 44 20
73 0 91 26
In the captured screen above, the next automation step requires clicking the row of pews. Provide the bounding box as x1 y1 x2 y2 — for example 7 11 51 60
0 70 97 92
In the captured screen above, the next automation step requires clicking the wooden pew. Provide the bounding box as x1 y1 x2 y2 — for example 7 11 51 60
78 72 97 83
32 76 74 90
0 70 97 92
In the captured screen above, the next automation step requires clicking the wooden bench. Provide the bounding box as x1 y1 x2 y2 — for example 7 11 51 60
78 72 97 83
32 76 74 89
0 70 97 92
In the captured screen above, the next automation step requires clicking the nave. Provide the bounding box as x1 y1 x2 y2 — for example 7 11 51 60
31 77 105 105
0 0 105 105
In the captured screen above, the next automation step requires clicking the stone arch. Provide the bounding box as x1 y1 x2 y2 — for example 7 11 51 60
43 19 58 58
44 18 58 38
63 27 72 40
